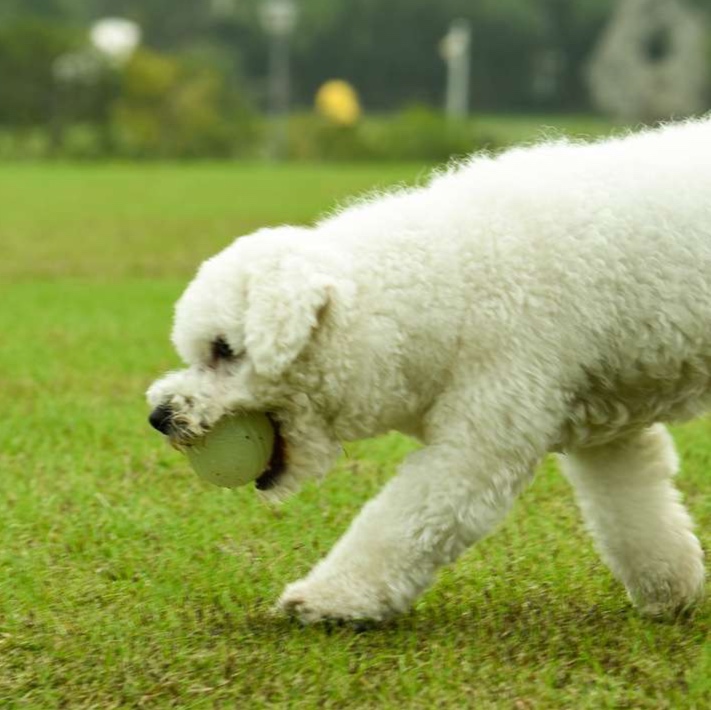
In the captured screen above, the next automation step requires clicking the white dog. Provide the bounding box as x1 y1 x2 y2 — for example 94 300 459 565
147 118 711 624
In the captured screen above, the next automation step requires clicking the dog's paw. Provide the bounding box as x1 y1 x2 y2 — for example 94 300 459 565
278 577 396 625
628 539 705 619
631 574 705 620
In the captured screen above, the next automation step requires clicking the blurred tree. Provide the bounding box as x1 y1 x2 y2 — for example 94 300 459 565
81 0 613 112
111 47 257 158
283 0 616 111
531 0 615 110
0 0 64 20
0 19 79 126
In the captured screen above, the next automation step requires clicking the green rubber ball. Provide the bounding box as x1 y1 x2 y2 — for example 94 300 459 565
185 412 275 488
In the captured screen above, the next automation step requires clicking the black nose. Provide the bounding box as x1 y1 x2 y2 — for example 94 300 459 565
149 404 174 435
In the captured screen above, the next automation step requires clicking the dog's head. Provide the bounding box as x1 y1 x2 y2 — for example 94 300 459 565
146 226 352 498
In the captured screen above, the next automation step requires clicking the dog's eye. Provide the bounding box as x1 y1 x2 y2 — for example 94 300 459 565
211 337 235 362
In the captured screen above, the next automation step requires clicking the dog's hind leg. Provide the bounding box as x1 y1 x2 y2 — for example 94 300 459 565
560 424 705 617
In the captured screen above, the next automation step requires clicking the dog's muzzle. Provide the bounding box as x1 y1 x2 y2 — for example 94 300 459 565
148 404 174 436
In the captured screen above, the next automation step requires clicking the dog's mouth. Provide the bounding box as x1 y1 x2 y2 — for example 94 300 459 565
159 409 288 490
255 416 287 491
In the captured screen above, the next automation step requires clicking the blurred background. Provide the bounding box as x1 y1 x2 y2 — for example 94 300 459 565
2 0 711 163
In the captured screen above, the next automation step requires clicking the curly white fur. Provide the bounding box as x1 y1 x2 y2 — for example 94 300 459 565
147 118 711 623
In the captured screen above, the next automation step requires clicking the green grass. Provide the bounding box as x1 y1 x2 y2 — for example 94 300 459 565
1 146 710 708
0 162 429 281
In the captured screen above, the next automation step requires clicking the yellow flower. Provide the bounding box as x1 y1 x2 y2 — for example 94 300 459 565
315 80 362 126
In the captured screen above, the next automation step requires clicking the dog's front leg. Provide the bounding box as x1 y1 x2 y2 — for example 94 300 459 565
279 443 538 624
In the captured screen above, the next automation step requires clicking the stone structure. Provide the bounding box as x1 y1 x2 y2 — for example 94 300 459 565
587 0 708 122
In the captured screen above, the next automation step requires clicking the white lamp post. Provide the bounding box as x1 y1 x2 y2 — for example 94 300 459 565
259 0 298 158
441 19 471 120
90 18 141 67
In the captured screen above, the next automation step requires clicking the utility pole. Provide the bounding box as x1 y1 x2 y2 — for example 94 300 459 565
441 19 471 120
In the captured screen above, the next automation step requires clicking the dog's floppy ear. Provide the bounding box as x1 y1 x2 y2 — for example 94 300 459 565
244 254 333 378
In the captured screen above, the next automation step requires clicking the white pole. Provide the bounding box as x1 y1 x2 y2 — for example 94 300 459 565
442 19 471 120
260 0 298 159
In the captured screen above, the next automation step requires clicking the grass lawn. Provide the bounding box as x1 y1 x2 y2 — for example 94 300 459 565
1 151 710 708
